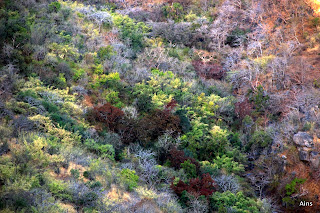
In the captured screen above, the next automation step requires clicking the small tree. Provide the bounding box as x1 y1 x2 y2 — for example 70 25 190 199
120 168 139 191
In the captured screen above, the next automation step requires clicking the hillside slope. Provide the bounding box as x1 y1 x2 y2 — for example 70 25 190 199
1 0 320 212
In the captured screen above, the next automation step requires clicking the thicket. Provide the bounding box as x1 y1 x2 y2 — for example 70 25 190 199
0 0 296 212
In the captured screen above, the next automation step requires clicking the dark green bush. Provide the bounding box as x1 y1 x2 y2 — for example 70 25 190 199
246 130 273 153
70 169 80 179
97 45 116 61
248 85 269 113
48 2 61 13
84 139 115 160
42 101 59 113
90 181 102 189
181 159 197 178
113 14 150 51
312 17 320 27
210 191 260 212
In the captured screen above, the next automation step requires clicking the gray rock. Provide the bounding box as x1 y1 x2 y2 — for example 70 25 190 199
293 132 314 148
298 149 310 162
310 151 320 168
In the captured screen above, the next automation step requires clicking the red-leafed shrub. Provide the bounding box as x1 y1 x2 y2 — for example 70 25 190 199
168 147 200 173
116 118 139 145
137 109 181 144
192 60 225 80
171 173 216 197
90 105 181 145
92 103 124 131
164 99 178 112
235 98 254 119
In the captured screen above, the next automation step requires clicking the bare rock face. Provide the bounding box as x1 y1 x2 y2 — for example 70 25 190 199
293 132 314 148
293 132 320 167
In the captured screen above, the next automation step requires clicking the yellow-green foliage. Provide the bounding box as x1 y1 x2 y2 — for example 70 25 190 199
213 155 245 174
152 93 173 108
194 93 221 117
48 43 79 60
253 55 275 70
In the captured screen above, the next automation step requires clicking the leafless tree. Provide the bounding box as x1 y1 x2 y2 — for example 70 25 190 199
89 11 113 32
187 195 209 213
214 175 240 193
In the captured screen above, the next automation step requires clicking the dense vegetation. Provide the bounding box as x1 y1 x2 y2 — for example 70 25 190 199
1 0 320 212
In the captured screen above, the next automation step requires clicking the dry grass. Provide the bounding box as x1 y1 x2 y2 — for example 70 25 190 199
50 162 88 182
59 203 77 213
106 184 132 202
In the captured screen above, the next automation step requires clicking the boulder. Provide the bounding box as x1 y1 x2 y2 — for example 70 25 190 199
298 148 310 162
293 132 314 148
310 151 320 168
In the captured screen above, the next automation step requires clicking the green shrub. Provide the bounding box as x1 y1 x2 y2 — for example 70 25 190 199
162 3 184 22
312 17 320 27
285 178 306 196
97 46 116 61
200 161 219 176
210 191 261 213
313 78 320 88
181 159 197 178
55 73 67 89
83 171 91 179
18 90 38 99
112 14 150 51
212 155 244 174
94 64 104 75
42 101 59 113
48 2 62 13
48 180 72 200
248 85 269 113
85 139 115 160
92 72 121 89
73 68 85 81
70 169 80 179
226 28 248 47
90 181 102 189
282 178 306 207
50 112 74 129
246 130 273 153
104 89 123 108
120 168 139 191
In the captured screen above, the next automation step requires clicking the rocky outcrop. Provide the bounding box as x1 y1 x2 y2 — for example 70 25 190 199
293 132 320 168
293 132 314 148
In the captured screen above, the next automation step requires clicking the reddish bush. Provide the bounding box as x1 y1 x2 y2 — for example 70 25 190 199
111 108 181 145
171 173 216 197
92 103 124 131
137 109 181 144
116 118 139 145
168 147 200 173
192 60 225 80
91 105 181 145
164 99 178 112
235 98 254 119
